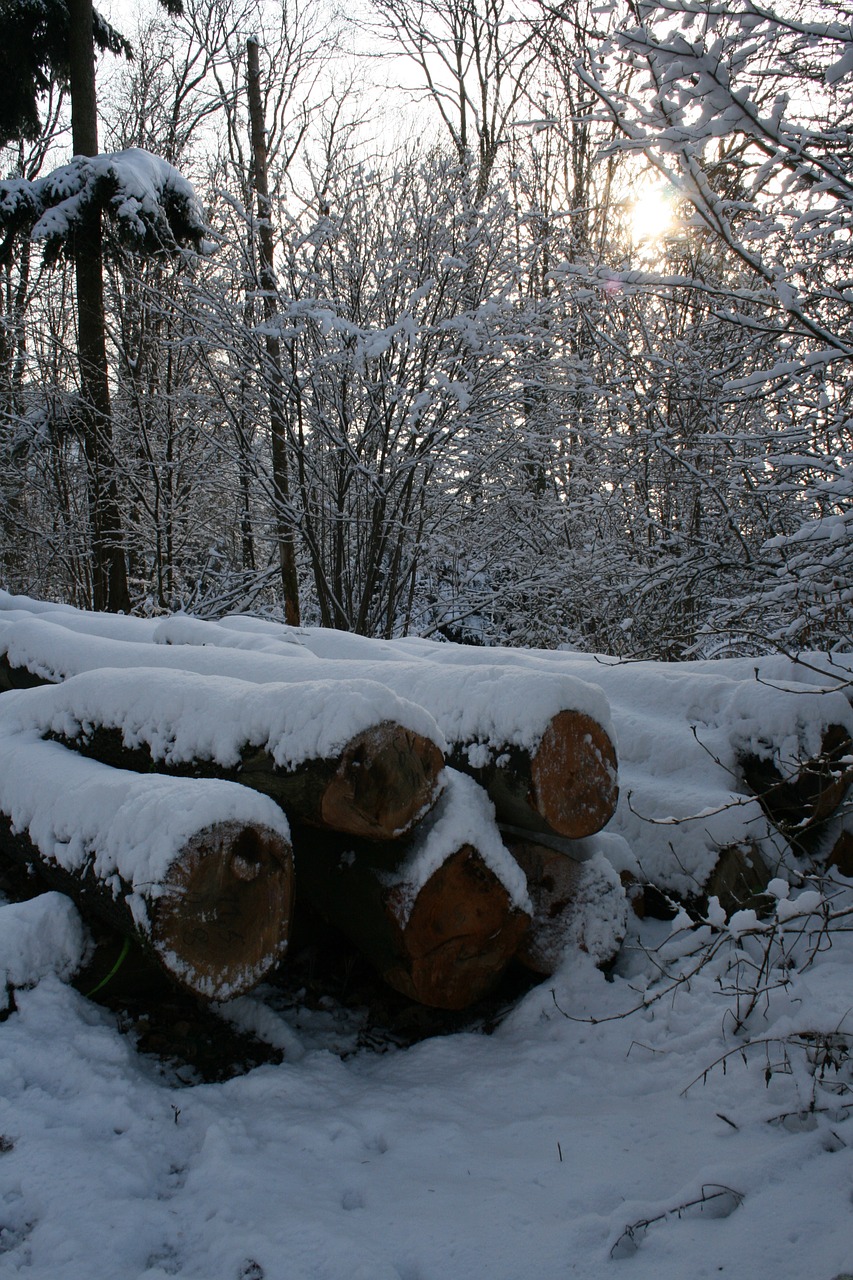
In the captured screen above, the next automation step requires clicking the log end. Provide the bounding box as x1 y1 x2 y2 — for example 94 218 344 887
321 722 445 841
530 711 618 839
152 821 294 1002
509 838 584 974
509 837 627 975
741 723 853 839
384 845 530 1010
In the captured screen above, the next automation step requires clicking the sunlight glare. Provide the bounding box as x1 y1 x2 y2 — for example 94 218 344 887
630 185 675 244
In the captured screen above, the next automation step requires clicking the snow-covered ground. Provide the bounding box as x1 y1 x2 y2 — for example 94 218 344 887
1 594 851 1279
2 904 852 1280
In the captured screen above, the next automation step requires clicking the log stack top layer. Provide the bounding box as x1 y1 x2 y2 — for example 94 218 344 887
0 666 445 771
0 614 619 839
0 668 445 841
9 593 850 898
0 613 613 751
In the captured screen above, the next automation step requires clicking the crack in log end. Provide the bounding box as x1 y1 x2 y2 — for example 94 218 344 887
530 711 618 839
321 723 444 841
389 847 530 1010
153 822 294 1002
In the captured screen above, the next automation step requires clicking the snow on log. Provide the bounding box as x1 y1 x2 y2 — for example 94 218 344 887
2 668 445 841
0 727 294 1001
0 893 90 1012
0 615 617 841
506 835 628 975
294 771 531 1009
151 616 619 839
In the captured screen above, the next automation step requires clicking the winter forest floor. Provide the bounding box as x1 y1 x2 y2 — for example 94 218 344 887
0 596 852 1280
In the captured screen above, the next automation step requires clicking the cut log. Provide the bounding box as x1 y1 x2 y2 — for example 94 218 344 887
702 840 772 915
2 668 445 841
740 723 853 846
0 731 294 1001
827 828 853 878
238 721 442 840
507 837 627 974
293 771 531 1009
451 709 618 840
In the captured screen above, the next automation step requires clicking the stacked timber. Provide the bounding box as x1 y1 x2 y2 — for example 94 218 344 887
0 614 619 840
293 771 531 1009
0 613 624 1006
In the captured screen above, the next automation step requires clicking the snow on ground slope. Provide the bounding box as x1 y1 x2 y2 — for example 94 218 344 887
1 914 852 1280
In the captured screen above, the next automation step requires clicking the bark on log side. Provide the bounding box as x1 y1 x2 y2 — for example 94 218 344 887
292 825 530 1009
703 841 772 915
450 710 618 840
0 814 293 1002
740 724 853 846
828 828 853 878
50 720 443 842
0 652 45 694
506 837 585 974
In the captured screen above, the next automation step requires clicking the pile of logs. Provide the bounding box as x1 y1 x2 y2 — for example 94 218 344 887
0 616 621 1011
2 606 850 1017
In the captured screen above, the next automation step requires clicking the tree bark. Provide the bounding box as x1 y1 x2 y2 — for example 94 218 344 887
739 723 853 848
68 0 129 613
247 37 300 626
47 717 444 842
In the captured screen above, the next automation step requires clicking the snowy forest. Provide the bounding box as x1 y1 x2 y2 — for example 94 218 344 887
1 2 853 1278
0 0 849 656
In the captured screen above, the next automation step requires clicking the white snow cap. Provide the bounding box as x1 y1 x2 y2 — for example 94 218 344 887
1 665 446 770
0 893 89 1009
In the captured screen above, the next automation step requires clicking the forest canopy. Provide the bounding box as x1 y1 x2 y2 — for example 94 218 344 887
0 0 850 657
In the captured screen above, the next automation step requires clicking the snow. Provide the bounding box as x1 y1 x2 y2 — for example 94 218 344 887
0 596 851 1279
1 902 852 1279
0 666 445 772
386 769 530 919
0 149 207 253
0 893 89 1012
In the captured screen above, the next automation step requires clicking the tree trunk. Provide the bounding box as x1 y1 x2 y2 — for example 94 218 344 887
739 723 853 848
0 734 294 1001
450 709 618 840
247 37 300 626
508 835 627 975
68 0 129 613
